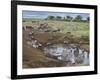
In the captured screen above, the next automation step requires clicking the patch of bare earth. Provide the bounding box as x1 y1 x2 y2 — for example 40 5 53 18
23 43 66 68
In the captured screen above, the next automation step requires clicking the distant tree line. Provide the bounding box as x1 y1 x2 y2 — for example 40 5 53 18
45 15 90 22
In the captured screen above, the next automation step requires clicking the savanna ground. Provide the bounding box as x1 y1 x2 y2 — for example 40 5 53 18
22 19 89 68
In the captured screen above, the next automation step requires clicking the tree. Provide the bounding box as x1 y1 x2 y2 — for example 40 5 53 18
56 16 62 20
74 15 82 22
63 17 66 20
87 17 90 22
47 16 55 20
66 16 73 21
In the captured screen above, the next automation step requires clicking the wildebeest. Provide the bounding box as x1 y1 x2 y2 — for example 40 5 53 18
23 26 26 30
26 26 33 30
52 29 60 32
29 32 34 36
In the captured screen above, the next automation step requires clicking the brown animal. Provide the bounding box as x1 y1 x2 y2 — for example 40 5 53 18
26 26 33 30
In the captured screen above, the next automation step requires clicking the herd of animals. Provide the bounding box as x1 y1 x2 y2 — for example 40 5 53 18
23 23 61 33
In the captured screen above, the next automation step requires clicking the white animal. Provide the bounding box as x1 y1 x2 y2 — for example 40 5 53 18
46 42 51 45
38 43 42 46
83 51 89 65
79 49 83 54
57 56 62 60
32 44 38 48
70 48 75 64
32 40 38 48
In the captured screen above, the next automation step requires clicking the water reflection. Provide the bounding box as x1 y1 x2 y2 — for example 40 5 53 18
43 44 89 65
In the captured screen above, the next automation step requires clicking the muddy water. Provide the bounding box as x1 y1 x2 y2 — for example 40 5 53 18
43 44 89 66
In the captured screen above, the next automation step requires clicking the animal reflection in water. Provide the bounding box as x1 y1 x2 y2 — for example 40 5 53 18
27 39 89 66
44 44 89 65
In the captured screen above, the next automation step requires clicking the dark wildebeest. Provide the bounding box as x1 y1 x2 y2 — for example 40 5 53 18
26 26 33 30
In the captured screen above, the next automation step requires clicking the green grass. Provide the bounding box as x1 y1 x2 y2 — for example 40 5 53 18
23 19 89 37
